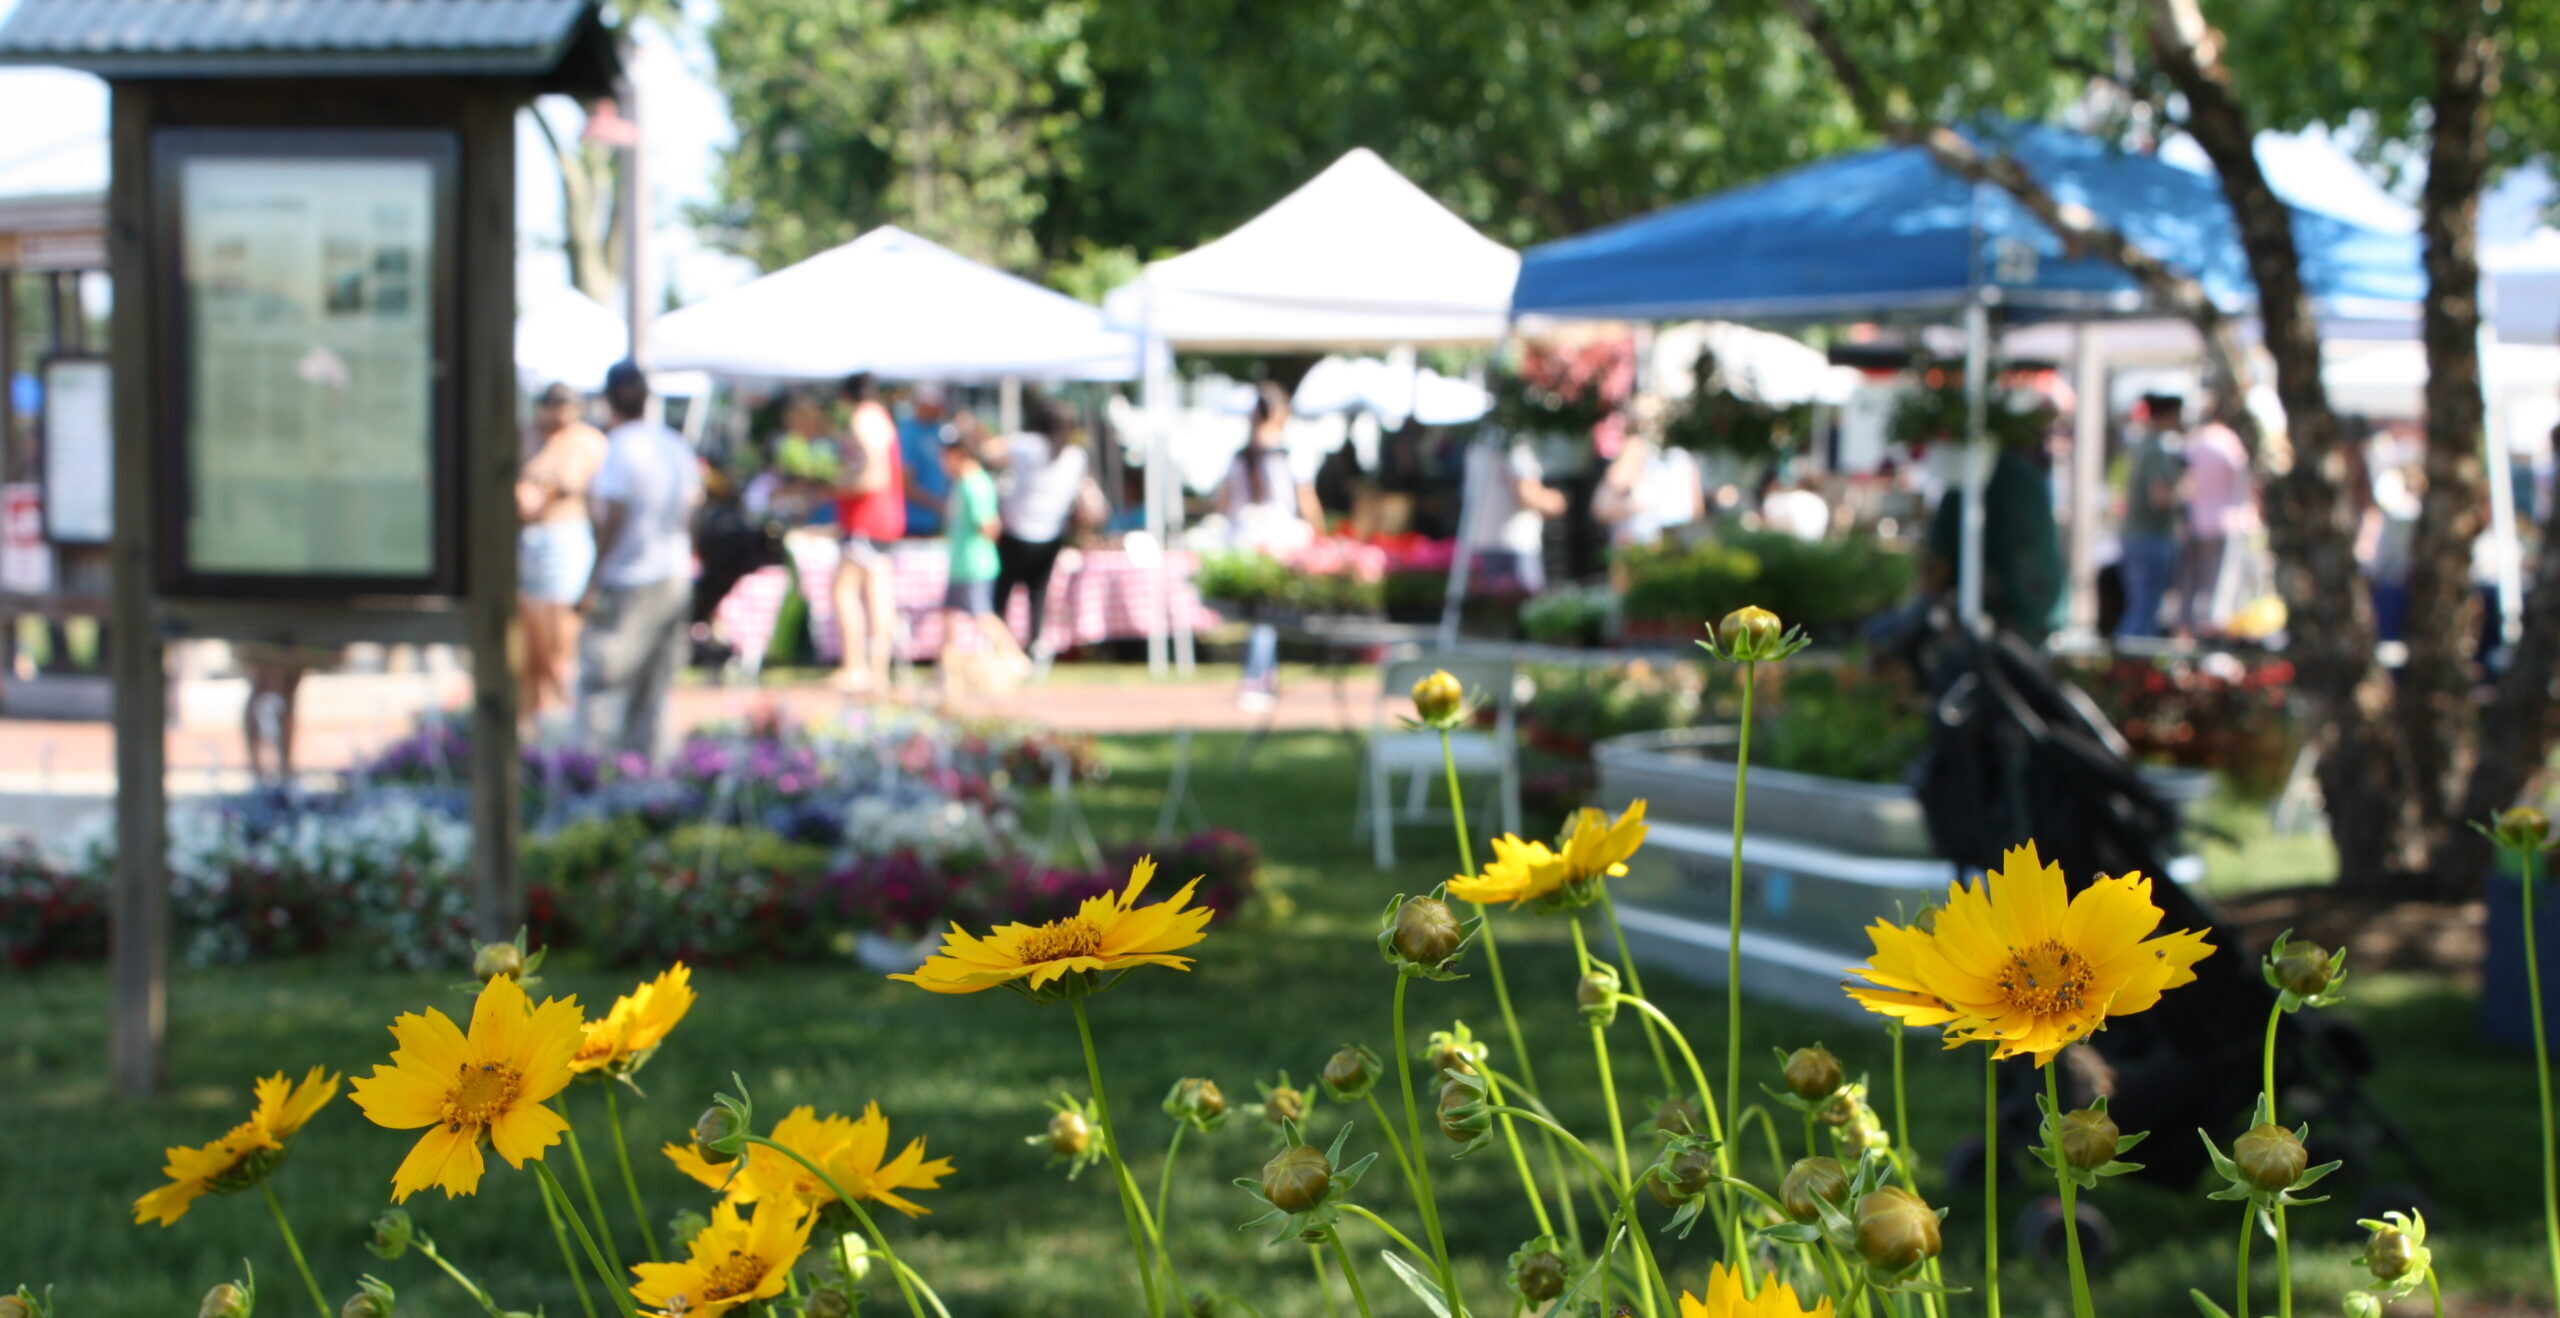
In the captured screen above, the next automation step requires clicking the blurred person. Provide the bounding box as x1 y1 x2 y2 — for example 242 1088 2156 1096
1925 442 2064 644
1759 470 1831 543
2179 399 2258 635
2116 394 2187 640
831 372 905 694
1595 437 1705 548
517 382 608 726
1214 382 1321 709
994 398 1089 658
1462 429 1565 595
899 383 951 536
577 361 701 759
237 642 335 784
938 431 1027 694
766 391 839 524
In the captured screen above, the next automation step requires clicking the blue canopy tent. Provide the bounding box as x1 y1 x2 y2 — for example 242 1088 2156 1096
1510 122 2425 630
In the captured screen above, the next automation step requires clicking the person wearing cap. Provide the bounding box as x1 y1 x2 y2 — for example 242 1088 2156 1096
831 372 905 694
517 382 608 727
576 362 702 758
2117 393 2186 639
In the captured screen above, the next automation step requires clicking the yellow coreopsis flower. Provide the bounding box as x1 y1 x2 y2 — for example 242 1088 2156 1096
571 963 697 1077
629 1200 814 1318
1680 1262 1835 1317
1447 800 1648 909
349 973 585 1201
665 1106 858 1209
822 1101 954 1218
133 1066 340 1225
1843 841 2215 1065
890 856 1211 996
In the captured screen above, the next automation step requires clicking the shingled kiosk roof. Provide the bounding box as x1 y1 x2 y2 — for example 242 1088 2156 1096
0 0 617 93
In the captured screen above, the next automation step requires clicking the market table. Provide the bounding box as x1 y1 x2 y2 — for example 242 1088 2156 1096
712 535 1218 668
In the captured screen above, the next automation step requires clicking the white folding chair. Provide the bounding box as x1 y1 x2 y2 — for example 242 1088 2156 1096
1354 655 1521 869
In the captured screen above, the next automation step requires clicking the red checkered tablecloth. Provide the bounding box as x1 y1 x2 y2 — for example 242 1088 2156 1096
711 537 1218 666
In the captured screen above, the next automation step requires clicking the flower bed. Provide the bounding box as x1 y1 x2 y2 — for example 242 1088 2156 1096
2058 651 2299 799
15 709 1256 973
1617 530 1914 638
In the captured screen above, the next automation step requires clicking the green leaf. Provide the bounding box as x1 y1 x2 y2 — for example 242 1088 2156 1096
1378 1251 1453 1318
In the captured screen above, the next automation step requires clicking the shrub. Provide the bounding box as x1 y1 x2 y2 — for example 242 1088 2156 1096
1617 531 1912 633
0 842 104 969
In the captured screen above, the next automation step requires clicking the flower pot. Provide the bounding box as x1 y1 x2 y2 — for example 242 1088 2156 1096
2480 866 2560 1051
853 929 934 975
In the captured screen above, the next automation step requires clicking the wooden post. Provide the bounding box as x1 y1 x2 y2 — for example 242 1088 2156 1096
463 91 522 941
107 85 168 1097
1 269 16 479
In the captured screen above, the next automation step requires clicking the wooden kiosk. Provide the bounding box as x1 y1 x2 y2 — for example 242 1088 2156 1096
0 0 621 1095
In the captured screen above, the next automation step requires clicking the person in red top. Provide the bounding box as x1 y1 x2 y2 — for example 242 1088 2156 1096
832 372 905 693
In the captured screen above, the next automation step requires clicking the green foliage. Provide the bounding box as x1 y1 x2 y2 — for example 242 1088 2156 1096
1616 531 1914 631
1519 660 1706 756
1519 582 1615 646
1887 354 2057 452
1745 662 1930 786
1193 549 1382 616
1660 347 1815 460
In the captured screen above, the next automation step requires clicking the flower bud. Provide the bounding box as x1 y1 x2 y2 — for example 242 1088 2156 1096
2498 806 2553 852
1853 1186 1943 1272
368 1207 415 1260
472 941 524 982
1261 1144 1332 1213
1646 1145 1719 1207
691 1106 742 1159
1653 1097 1702 1136
2361 1220 2418 1283
342 1283 393 1318
1392 897 1464 966
1511 1245 1569 1302
1781 1157 1851 1223
1717 605 1783 655
1168 1077 1226 1125
1783 1045 1844 1102
1429 1035 1481 1079
2272 939 2336 1000
1437 1077 1490 1144
2233 1122 2308 1192
804 1290 852 1318
2058 1108 2121 1170
0 1297 30 1318
199 1285 251 1318
1046 1109 1091 1159
1577 964 1621 1026
1261 1083 1304 1127
1322 1046 1378 1101
1412 670 1466 725
1841 1106 1891 1159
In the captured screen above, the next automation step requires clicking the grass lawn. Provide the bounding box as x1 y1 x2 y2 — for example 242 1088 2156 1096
1 732 2544 1316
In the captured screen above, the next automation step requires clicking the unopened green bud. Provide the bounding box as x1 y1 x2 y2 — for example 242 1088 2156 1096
2498 806 2553 851
1781 1157 1851 1222
1046 1109 1091 1158
1854 1186 1943 1272
804 1290 852 1318
1653 1097 1702 1136
2058 1108 2121 1170
2233 1123 2309 1192
199 1285 251 1318
1646 1145 1719 1207
0 1297 30 1318
1322 1046 1379 1101
1168 1077 1227 1125
1261 1084 1304 1127
471 941 524 982
1783 1045 1844 1102
1511 1245 1568 1302
341 1283 393 1318
2361 1221 2418 1283
368 1207 415 1260
1718 605 1783 654
1437 1077 1490 1144
1261 1145 1332 1213
2272 939 2336 999
1577 964 1621 1026
692 1106 742 1159
1412 670 1466 725
1392 897 1464 966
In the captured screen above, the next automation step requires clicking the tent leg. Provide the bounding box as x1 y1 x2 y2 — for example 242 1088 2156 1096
1957 299 1992 632
2066 323 2106 636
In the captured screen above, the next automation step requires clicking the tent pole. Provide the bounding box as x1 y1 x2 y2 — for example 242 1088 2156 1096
1141 318 1168 677
1957 298 1991 632
2066 322 2106 635
2482 320 2523 650
1439 329 1504 650
999 377 1022 435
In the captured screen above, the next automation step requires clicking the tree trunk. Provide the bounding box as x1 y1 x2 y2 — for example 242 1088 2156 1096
2143 0 2423 894
532 104 626 305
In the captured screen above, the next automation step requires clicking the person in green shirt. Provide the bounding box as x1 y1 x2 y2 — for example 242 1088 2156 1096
938 434 1028 692
1926 443 2065 644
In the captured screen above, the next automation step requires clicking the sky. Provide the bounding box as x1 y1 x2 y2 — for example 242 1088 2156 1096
0 0 754 308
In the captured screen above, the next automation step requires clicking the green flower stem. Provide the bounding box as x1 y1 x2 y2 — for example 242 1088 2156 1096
1725 658 1760 1188
887 1256 955 1318
1153 1122 1187 1254
1569 917 1653 1318
1611 1191 1678 1313
1487 1105 1670 1315
1617 993 1745 1267
2274 1202 2293 1318
539 1157 602 1318
1738 1104 1787 1178
1391 973 1463 1313
2426 1266 2444 1318
558 1105 630 1285
1890 1028 1946 1318
2232 1208 2253 1318
1475 1068 1556 1238
2521 842 2560 1308
1311 1243 1342 1318
1327 1229 1378 1318
741 1135 933 1318
1362 1093 1420 1200
1483 1066 1614 1233
2042 1066 2097 1318
533 1160 643 1318
2263 999 2282 1119
1340 1203 1435 1264
1069 995 1170 1318
258 1182 332 1318
1440 726 1575 1248
1982 1050 2002 1318
604 1083 663 1262
412 1235 509 1318
1596 883 1681 1098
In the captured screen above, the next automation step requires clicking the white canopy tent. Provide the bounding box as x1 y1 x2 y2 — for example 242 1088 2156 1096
651 225 1141 382
1102 148 1522 670
515 286 629 394
1291 353 1492 427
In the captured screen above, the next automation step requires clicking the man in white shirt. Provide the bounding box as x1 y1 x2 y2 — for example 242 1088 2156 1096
577 361 702 758
994 400 1090 657
1462 436 1564 595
